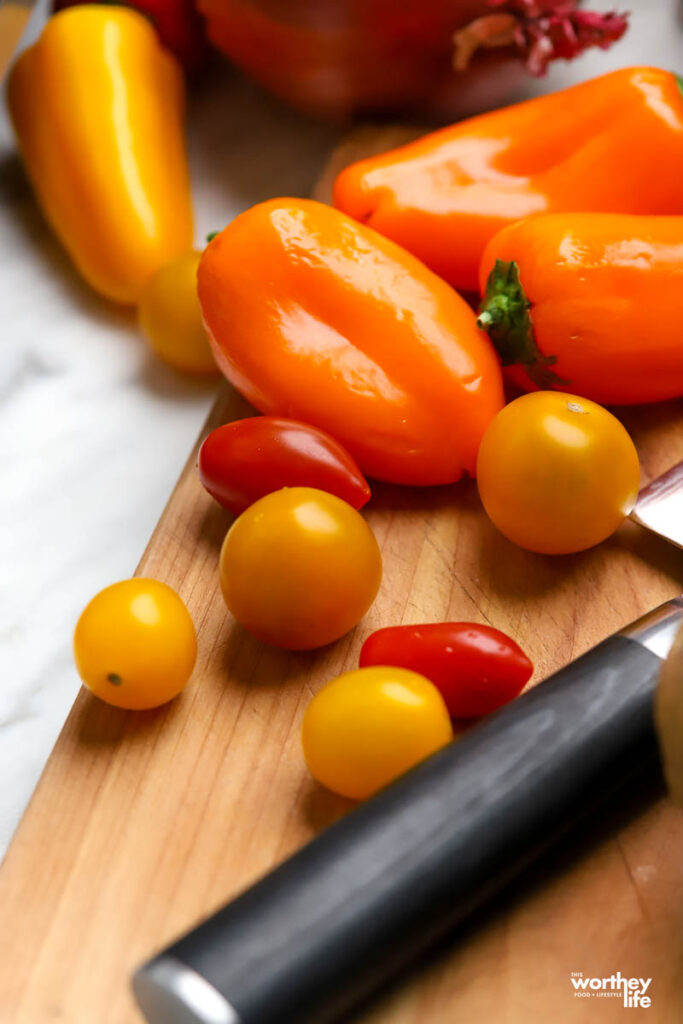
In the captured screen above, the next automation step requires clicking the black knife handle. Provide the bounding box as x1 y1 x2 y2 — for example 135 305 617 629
133 599 683 1024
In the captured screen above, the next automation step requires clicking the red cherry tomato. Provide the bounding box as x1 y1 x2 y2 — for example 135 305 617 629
198 416 371 516
359 623 533 718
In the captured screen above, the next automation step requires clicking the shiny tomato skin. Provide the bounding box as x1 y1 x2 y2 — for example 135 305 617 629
138 251 218 375
73 579 197 710
359 623 533 718
220 487 382 650
302 666 453 800
198 416 372 516
476 392 640 554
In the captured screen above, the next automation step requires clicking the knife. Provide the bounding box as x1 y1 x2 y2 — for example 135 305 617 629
0 0 36 79
133 464 683 1024
630 460 683 549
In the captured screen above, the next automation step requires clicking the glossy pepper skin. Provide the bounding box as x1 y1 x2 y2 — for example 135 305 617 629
197 198 504 486
333 67 683 294
478 213 683 406
53 0 209 72
8 6 193 305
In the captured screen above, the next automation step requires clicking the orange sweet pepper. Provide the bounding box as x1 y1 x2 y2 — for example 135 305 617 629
333 67 683 294
477 213 683 406
8 6 193 305
197 199 504 485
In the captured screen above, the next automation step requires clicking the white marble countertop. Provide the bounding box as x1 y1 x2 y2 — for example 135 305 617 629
1 0 680 858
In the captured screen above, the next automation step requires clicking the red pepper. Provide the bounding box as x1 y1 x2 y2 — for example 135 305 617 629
198 416 371 516
359 623 533 718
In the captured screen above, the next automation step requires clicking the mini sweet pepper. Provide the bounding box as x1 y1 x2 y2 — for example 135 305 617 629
197 198 504 485
478 212 683 405
53 0 208 72
8 5 193 304
333 67 683 293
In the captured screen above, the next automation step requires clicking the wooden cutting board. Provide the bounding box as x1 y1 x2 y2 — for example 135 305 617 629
1 133 683 1024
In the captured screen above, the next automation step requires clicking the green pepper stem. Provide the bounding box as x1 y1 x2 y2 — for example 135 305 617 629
477 259 568 390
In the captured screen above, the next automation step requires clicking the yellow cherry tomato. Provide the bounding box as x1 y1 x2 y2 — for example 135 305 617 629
73 579 197 709
302 666 453 800
220 487 382 650
476 392 640 555
138 250 218 374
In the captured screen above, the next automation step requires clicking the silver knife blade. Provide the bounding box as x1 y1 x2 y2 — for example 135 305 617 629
630 460 683 549
0 0 37 79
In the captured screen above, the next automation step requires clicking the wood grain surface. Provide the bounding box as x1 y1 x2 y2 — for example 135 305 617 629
1 134 683 1024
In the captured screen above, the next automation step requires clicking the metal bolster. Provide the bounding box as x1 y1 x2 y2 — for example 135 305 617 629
619 597 683 660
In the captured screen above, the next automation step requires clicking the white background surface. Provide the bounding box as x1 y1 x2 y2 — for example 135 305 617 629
0 0 680 857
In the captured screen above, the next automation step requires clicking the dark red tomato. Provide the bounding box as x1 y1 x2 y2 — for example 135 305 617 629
198 416 371 515
359 623 533 718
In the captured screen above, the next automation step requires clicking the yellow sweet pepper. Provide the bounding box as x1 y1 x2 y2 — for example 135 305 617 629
8 5 193 305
